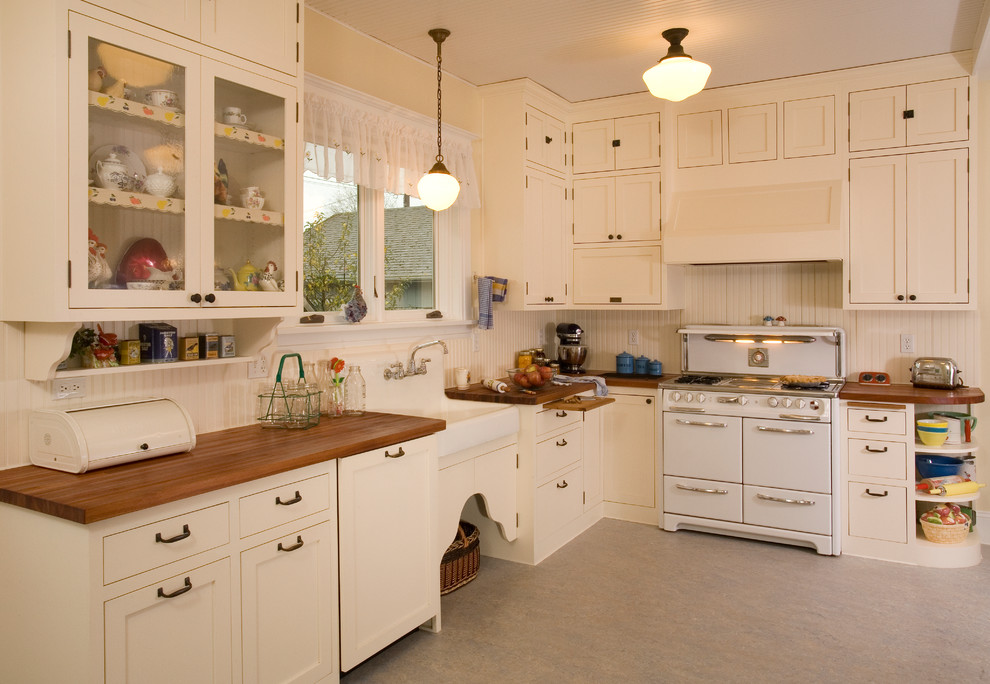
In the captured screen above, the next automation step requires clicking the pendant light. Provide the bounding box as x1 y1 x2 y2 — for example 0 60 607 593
417 28 460 211
642 28 711 102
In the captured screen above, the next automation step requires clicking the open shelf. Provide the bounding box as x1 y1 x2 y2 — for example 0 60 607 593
214 203 283 226
214 122 284 150
88 90 185 127
913 523 982 568
914 440 979 454
915 489 982 503
89 186 185 213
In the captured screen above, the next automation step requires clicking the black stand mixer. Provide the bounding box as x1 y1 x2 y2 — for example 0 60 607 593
556 323 587 374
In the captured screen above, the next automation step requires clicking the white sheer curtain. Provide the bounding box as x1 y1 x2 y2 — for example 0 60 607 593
303 79 480 208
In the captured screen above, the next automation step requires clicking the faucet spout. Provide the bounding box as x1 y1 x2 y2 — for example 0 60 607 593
407 340 448 376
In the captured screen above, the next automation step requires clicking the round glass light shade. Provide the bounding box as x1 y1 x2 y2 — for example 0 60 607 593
417 163 461 211
642 56 711 102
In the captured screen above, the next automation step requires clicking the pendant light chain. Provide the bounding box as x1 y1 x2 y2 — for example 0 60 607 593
435 38 444 164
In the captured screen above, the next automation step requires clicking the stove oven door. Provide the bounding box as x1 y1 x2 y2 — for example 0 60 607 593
742 417 831 493
663 412 741 482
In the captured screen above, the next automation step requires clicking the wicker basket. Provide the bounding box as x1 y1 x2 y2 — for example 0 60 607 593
920 519 970 544
440 520 480 595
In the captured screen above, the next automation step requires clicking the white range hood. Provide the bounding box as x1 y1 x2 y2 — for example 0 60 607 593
664 180 842 264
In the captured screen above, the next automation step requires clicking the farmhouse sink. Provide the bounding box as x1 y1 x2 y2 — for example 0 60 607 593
401 397 519 457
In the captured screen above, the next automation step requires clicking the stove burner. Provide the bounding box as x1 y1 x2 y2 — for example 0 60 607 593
781 381 829 391
673 375 722 385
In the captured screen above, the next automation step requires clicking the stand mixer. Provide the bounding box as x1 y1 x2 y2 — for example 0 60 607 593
556 323 588 374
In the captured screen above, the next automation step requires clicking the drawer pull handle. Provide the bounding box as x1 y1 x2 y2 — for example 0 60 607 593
865 489 889 497
155 524 190 544
756 425 814 435
717 396 743 404
556 410 567 417
157 577 192 599
757 493 815 506
864 445 888 453
675 419 727 428
556 438 568 447
277 535 305 552
556 480 568 489
275 491 302 506
864 415 888 423
675 483 728 495
385 447 406 458
778 414 821 422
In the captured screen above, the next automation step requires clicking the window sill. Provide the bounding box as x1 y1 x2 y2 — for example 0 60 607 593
276 316 476 349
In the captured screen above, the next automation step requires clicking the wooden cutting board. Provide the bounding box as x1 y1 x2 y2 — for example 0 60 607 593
542 396 615 411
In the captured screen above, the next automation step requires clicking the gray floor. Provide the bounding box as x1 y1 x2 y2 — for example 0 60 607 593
342 519 990 683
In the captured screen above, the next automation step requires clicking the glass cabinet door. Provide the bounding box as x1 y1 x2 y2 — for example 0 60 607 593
205 62 296 307
68 14 202 309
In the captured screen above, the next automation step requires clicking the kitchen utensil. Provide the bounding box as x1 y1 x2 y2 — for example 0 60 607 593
555 323 588 374
916 453 963 478
90 144 146 192
616 351 634 374
910 357 964 389
257 353 320 429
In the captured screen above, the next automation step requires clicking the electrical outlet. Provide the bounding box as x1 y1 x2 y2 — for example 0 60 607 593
537 327 545 346
247 354 269 379
53 377 87 400
628 329 640 346
472 332 480 352
900 334 916 354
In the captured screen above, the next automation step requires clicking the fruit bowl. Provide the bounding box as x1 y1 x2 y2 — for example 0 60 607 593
506 366 556 390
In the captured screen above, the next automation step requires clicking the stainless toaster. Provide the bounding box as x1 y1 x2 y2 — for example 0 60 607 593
910 357 964 389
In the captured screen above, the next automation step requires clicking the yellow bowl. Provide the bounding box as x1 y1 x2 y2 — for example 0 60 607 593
918 429 949 447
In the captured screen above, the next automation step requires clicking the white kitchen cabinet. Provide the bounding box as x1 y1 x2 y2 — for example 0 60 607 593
847 148 969 307
572 245 661 305
783 95 835 158
105 559 233 684
526 105 566 173
524 168 569 305
572 114 660 173
85 0 300 76
337 437 438 672
1 6 301 323
572 173 660 244
583 401 605 511
849 77 968 151
604 389 658 523
676 110 722 168
727 103 777 163
241 521 336 684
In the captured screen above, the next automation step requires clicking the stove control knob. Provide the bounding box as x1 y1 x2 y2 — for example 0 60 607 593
796 399 807 409
809 400 821 410
767 397 779 408
738 396 748 405
672 392 682 402
696 393 706 403
782 398 793 408
685 392 694 403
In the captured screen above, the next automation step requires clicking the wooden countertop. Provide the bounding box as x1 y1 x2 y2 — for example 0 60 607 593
839 383 985 405
444 371 674 404
0 412 445 524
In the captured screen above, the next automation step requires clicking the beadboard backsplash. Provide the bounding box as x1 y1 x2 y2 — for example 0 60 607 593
0 261 978 469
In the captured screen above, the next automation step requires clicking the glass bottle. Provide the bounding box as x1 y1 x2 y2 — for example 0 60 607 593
343 365 366 416
329 378 344 418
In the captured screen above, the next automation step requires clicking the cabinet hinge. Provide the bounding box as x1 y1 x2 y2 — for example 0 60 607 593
296 2 300 22
296 102 299 123
295 271 299 291
67 260 72 287
583 492 586 505
564 187 567 200
67 30 71 58
525 138 529 151
967 278 970 294
525 282 529 295
516 512 519 528
525 176 528 189
296 42 300 63
565 283 568 296
848 279 851 294
516 453 519 469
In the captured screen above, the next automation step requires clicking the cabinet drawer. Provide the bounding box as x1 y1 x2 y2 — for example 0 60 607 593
663 476 742 523
239 473 331 539
104 503 229 584
743 485 831 535
846 408 907 436
536 427 582 483
848 438 908 480
535 465 583 539
847 481 907 543
536 407 582 436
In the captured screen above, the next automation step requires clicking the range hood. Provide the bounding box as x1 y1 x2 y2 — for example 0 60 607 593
664 180 842 265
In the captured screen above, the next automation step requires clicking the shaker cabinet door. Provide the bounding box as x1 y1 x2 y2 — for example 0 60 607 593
203 0 299 76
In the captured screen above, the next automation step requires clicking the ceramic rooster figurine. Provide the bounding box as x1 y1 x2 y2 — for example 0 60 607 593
343 285 368 323
87 229 112 288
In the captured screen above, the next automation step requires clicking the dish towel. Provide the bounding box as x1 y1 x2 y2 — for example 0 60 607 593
487 276 508 302
477 276 494 330
554 374 609 397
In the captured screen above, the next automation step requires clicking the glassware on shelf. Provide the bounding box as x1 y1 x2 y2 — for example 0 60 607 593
328 378 344 418
343 365 366 416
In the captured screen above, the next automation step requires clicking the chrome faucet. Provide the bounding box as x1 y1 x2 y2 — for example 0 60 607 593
383 339 448 380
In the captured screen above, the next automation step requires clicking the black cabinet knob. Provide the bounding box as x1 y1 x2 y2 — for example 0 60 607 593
616 234 622 240
896 294 905 301
608 234 614 240
204 293 216 303
908 294 917 301
189 293 202 303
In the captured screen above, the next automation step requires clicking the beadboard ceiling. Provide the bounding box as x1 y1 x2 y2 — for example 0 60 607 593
305 0 989 101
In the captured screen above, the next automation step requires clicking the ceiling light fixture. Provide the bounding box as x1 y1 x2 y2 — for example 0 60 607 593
642 28 711 102
417 28 460 212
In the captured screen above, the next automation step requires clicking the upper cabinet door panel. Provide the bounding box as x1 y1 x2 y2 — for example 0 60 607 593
728 103 777 163
848 155 905 305
906 77 968 147
83 0 201 41
572 119 614 173
526 106 565 173
614 173 660 242
783 95 835 158
849 86 905 152
613 114 660 170
677 110 722 168
203 0 299 76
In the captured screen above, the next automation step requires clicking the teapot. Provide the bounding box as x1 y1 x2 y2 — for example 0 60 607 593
96 152 130 190
227 259 259 291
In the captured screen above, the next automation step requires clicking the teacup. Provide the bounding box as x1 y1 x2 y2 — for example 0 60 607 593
146 89 179 109
241 186 264 209
223 106 248 125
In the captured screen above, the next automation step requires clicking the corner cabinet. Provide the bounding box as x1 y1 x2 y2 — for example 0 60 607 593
1 4 301 323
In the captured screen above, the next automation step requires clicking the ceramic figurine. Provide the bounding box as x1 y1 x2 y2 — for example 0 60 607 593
87 229 112 288
102 78 128 99
343 285 368 323
214 158 228 204
88 66 106 92
258 260 281 291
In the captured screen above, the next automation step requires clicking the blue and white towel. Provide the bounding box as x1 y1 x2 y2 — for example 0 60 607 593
477 276 494 330
554 374 609 397
487 276 508 302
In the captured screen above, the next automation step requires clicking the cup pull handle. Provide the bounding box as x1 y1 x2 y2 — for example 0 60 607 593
864 446 888 453
276 491 302 506
155 524 190 544
556 410 567 417
556 480 568 489
556 438 568 447
157 577 192 599
277 536 305 552
385 447 405 458
864 415 888 423
865 489 889 497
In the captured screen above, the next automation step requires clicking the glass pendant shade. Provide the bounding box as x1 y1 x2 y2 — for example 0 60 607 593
643 56 711 101
418 161 461 211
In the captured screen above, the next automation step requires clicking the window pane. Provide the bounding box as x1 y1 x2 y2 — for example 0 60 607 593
303 173 359 312
384 191 434 310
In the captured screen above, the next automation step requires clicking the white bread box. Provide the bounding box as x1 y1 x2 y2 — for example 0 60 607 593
29 398 196 473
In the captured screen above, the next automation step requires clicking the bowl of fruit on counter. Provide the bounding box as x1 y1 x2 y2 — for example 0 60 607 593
507 364 556 390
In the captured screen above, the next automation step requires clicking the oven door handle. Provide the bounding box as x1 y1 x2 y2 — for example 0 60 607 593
667 407 706 413
675 418 727 428
716 396 744 404
757 493 816 506
756 425 815 435
676 483 729 495
777 414 823 422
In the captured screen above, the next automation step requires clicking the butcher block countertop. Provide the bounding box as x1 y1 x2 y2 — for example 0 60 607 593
444 371 674 404
839 383 985 405
0 412 445 524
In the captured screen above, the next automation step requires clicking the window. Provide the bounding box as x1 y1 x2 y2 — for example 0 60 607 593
302 174 359 313
383 190 433 311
